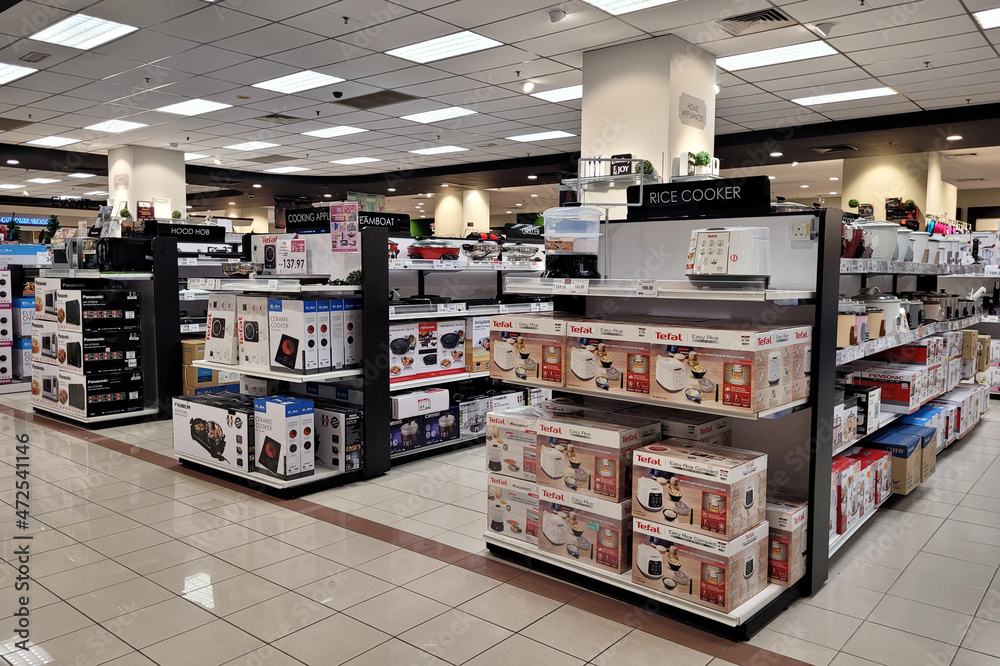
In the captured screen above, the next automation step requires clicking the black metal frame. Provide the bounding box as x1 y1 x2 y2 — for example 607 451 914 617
151 237 181 417
361 226 392 478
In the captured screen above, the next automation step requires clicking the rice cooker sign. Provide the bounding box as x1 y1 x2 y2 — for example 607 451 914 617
627 176 771 219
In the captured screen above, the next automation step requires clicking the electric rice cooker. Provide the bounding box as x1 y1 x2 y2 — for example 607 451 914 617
853 287 903 335
894 228 912 262
909 231 931 262
858 222 899 260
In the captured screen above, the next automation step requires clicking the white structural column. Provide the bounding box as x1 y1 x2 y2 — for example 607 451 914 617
462 190 490 234
842 152 958 222
433 189 463 237
107 146 186 217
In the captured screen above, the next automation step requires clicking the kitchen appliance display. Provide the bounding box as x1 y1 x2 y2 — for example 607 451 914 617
41 375 58 402
41 332 57 359
541 206 601 279
489 314 565 387
685 227 771 285
565 321 651 396
538 487 632 573
406 237 460 260
542 511 568 545
189 418 228 462
486 474 539 545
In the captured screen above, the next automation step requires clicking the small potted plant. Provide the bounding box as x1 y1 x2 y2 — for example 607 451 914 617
172 210 182 219
635 159 655 177
694 151 713 175
118 206 131 219
848 199 860 210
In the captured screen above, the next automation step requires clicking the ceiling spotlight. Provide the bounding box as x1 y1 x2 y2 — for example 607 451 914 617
388 188 396 192
522 81 535 93
527 175 537 180
531 193 538 197
5 160 17 165
324 193 332 198
946 135 963 141
252 183 261 188
506 210 512 214
441 183 449 187
714 84 720 94
814 22 834 37
830 177 839 181
549 9 567 22
768 176 775 180
229 202 236 205
515 203 522 206
800 185 809 188
770 152 782 157
830 191 838 195
213 157 221 165
791 161 799 166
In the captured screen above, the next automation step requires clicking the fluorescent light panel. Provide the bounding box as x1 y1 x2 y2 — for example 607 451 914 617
506 130 575 142
0 63 37 85
301 126 367 138
224 141 279 151
67 173 94 178
531 85 582 103
401 107 476 123
717 41 836 71
27 178 60 184
184 152 208 161
26 136 79 147
409 145 468 155
791 86 895 106
387 31 501 64
85 119 146 133
579 0 680 15
0 184 22 190
330 157 381 165
264 166 308 173
30 14 137 50
84 190 108 195
253 70 343 94
156 99 232 116
975 7 1000 29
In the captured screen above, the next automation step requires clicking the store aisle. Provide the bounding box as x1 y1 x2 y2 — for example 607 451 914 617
3 389 1000 666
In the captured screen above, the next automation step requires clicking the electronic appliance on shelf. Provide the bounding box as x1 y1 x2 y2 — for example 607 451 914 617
686 226 771 286
570 347 597 380
540 445 565 479
41 376 58 402
190 418 227 462
95 238 154 272
41 333 57 359
656 355 686 392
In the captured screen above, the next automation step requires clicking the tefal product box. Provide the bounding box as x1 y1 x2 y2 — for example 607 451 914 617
632 518 768 613
487 474 539 546
844 448 892 505
539 487 632 574
13 297 33 337
206 294 239 365
57 329 141 375
57 369 142 418
867 430 921 495
237 296 270 371
343 299 362 367
843 385 881 437
766 498 807 587
465 315 491 373
253 396 303 479
173 394 255 472
629 407 733 446
392 388 449 419
632 441 767 541
564 319 651 396
181 338 205 365
267 299 313 374
31 362 59 408
12 337 30 380
647 322 811 415
490 313 566 387
55 289 140 333
31 319 59 365
831 456 861 534
250 234 278 274
486 408 540 481
856 366 922 413
313 399 363 474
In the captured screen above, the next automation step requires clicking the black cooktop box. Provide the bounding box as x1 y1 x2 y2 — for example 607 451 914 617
57 330 142 375
56 369 143 418
55 289 141 332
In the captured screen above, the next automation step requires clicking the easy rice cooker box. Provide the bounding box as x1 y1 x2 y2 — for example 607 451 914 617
766 498 807 587
564 319 651 397
487 473 539 546
631 441 767 541
631 518 769 613
647 322 811 415
489 313 566 387
538 486 632 574
616 405 733 446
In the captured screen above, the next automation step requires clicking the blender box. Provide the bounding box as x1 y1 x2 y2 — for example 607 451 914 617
237 296 270 371
632 440 767 541
538 487 632 574
267 298 316 374
423 406 460 446
487 408 540 481
13 338 30 380
57 369 142 418
31 319 59 365
313 399 363 473
631 518 768 613
867 430 921 495
490 313 566 387
206 294 239 365
389 417 423 455
564 319 651 396
831 456 861 534
487 473 539 546
465 315 491 373
57 330 141 375
173 395 255 472
647 322 811 415
55 289 140 333
856 366 922 413
843 385 881 437
253 396 305 479
13 297 33 337
766 498 807 587
343 299 362 366
392 388 450 419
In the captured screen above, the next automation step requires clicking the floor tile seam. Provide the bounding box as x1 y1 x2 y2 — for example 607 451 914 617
850 611 972 649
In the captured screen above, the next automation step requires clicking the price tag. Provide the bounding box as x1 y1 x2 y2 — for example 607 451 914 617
181 291 198 301
433 260 450 270
985 266 1000 277
498 304 510 314
553 279 589 296
635 279 657 297
178 257 197 266
389 306 396 316
276 239 308 275
188 278 205 290
267 279 279 290
530 302 546 312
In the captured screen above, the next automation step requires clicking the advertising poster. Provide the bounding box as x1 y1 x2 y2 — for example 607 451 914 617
330 202 359 253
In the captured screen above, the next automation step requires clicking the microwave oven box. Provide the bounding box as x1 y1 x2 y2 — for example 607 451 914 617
13 338 30 380
564 319 652 397
31 361 59 407
55 289 140 333
181 338 206 365
647 322 811 415
343 299 362 367
267 298 317 374
487 473 539 546
392 388 450 419
206 294 239 365
34 277 102 323
30 319 59 365
236 296 270 371
13 297 32 337
57 369 143 418
631 518 769 613
831 456 861 534
867 430 921 495
57 330 141 375
486 408 540 481
631 441 768 541
490 313 566 387
465 315 491 373
539 487 632 574
173 394 255 472
313 399 363 474
766 498 807 588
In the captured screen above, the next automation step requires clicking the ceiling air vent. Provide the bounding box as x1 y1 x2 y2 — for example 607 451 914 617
476 143 498 148
20 52 50 63
942 153 979 160
809 144 859 154
245 155 294 164
256 113 301 125
957 178 985 182
336 90 419 110
714 8 793 37
0 118 32 131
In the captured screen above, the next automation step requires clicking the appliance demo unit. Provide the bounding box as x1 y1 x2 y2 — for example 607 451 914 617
686 226 771 286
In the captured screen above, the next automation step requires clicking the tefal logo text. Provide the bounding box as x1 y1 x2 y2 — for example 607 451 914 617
656 332 683 341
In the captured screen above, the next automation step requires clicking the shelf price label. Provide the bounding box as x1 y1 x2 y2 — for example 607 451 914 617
530 302 547 312
389 306 396 316
553 279 589 296
985 266 1000 277
635 279 657 297
178 257 198 266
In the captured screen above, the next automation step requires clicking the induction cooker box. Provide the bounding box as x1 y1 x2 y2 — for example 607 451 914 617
0 304 12 344
316 300 331 371
58 369 143 418
56 330 141 375
392 388 449 419
172 395 255 472
55 289 140 333
237 296 270 371
254 396 308 479
31 319 59 365
631 441 768 541
765 498 807 587
267 298 316 374
313 399 363 473
183 364 240 388
343 299 362 367
487 474 539 545
249 234 278 275
489 313 566 387
539 487 632 574
631 518 768 613
13 338 30 380
564 320 652 396
206 294 239 365
0 343 13 385
326 299 348 370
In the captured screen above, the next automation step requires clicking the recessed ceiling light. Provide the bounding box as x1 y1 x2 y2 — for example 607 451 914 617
800 185 809 188
225 141 279 151
387 188 396 192
301 126 368 138
5 160 17 165
66 173 94 178
714 84 720 94
27 136 80 147
186 205 192 208
522 81 535 93
527 175 538 180
228 202 236 205
974 7 1000 29
579 0 681 14
213 158 222 165
330 157 381 165
324 193 332 198
791 161 799 167
156 99 232 116
253 70 344 94
770 152 782 157
768 176 775 180
27 178 60 184
84 190 108 195
0 184 22 190
830 191 838 195
401 107 477 123
409 146 468 155
264 166 309 173
506 210 512 214
441 183 449 187
717 41 836 72
830 177 839 181
515 203 522 206
531 85 583 103
251 184 262 189
792 87 896 106
530 193 538 197
29 14 137 50
946 135 963 141
184 152 208 161
387 31 501 64
507 130 576 142
85 119 147 133
0 63 37 85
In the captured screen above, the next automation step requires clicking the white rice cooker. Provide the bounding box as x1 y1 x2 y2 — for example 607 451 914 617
540 446 565 479
656 355 687 392
493 340 517 371
571 347 597 380
637 544 664 580
854 287 904 335
637 476 664 511
543 512 568 545
859 222 899 260
686 226 771 283
909 231 931 262
894 228 912 262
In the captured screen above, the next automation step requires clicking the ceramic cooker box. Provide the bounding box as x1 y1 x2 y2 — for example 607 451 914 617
489 313 566 387
647 322 811 415
538 487 632 574
564 319 651 397
57 369 142 418
206 294 239 365
631 518 768 613
343 299 362 367
766 498 807 587
173 395 255 472
253 396 304 480
55 289 140 333
267 298 316 374
487 473 539 546
632 441 767 541
57 330 141 375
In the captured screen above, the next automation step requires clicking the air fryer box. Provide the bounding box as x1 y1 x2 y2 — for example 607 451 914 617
250 234 278 274
57 330 141 375
316 300 331 371
343 299 362 366
237 296 270 371
31 319 59 365
490 313 566 387
253 396 302 480
57 369 143 418
327 299 346 369
13 338 30 380
55 289 140 333
631 440 768 541
172 395 255 472
13 297 33 337
631 518 768 613
206 294 239 364
487 473 539 546
268 298 311 374
314 399 363 473
565 319 652 397
766 498 807 587
423 406 460 446
538 487 632 574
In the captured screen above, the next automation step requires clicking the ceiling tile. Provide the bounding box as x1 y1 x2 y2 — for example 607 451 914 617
430 46 534 76
154 76 242 99
214 0 335 21
863 45 997 75
830 15 977 52
1 88 52 107
397 76 481 98
334 13 458 53
822 100 922 119
357 65 451 89
85 0 205 28
1 2 72 36
93 30 200 61
618 0 772 33
157 45 253 76
47 52 143 80
8 71 89 95
476 0 608 44
851 33 989 65
880 59 1000 87
213 23 324 58
151 5 269 41
735 55 857 83
425 0 551 28
514 19 645 58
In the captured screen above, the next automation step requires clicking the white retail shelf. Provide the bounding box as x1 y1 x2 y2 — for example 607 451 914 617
176 453 345 490
40 269 153 280
390 371 491 392
836 316 981 366
192 360 362 384
484 532 785 628
390 258 544 272
391 432 486 460
558 173 660 190
389 301 553 321
0 381 30 395
833 411 902 457
981 316 1000 324
840 259 983 275
503 276 814 302
32 404 159 424
186 277 360 295
829 494 892 557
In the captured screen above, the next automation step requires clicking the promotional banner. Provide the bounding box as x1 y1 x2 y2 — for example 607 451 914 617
330 202 359 253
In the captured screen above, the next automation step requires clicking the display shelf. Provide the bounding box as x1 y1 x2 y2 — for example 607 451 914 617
0 381 30 395
390 371 491 392
833 412 902 457
32 404 160 424
981 315 1000 324
389 301 553 320
186 277 361 295
829 494 893 556
389 258 544 272
836 316 981 366
556 173 660 191
503 276 814 302
484 532 786 628
840 259 982 275
176 453 347 490
390 432 485 460
192 360 363 384
40 269 153 280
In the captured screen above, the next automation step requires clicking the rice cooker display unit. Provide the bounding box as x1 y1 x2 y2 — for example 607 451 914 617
686 227 771 285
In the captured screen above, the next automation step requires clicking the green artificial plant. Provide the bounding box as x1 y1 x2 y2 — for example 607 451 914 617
5 217 21 242
848 199 860 209
694 151 712 167
41 215 60 244
172 210 182 219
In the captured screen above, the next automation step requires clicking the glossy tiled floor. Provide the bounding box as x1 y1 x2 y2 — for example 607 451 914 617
2 389 1000 666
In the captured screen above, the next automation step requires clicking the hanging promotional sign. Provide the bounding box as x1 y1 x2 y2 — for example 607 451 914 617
330 202 359 253
626 176 771 219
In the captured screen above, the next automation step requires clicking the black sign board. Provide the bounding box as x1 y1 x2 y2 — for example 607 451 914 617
359 211 410 233
285 207 331 233
610 153 633 176
626 176 771 220
156 223 226 241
